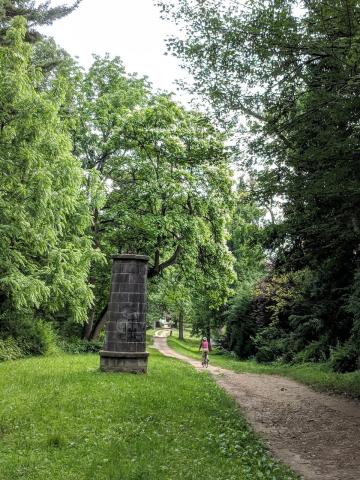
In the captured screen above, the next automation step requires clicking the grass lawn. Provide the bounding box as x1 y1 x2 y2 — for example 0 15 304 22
145 328 155 346
0 350 298 480
167 335 360 399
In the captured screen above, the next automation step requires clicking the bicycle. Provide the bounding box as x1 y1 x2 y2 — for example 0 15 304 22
201 350 209 368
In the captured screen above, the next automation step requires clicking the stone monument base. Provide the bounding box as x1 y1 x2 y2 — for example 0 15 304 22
100 351 149 373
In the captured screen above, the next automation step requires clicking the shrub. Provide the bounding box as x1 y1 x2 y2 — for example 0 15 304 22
0 313 58 357
222 285 257 359
330 342 359 373
293 337 330 364
59 338 103 354
0 337 25 361
255 345 277 363
345 269 360 349
253 324 288 363
21 320 59 356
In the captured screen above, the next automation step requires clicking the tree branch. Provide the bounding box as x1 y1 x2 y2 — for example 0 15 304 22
148 245 182 278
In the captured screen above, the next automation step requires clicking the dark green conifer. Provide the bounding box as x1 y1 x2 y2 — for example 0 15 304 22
0 0 81 43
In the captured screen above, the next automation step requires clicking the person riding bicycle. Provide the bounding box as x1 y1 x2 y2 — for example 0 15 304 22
199 336 210 366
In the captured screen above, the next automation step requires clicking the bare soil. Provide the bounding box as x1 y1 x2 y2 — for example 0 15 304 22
153 335 360 480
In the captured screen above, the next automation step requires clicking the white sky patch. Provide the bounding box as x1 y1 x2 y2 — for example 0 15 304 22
38 0 190 103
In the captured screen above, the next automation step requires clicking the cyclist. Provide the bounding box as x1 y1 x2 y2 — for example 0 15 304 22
199 336 210 367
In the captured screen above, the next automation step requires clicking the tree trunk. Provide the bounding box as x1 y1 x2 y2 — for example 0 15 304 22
82 309 95 340
178 309 184 340
88 304 109 341
83 208 100 340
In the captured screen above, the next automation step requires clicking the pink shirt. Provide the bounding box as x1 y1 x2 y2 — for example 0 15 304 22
201 340 209 350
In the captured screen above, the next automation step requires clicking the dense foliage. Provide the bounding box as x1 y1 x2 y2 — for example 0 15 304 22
0 18 97 354
159 0 360 371
0 15 235 352
70 56 235 339
2 2 359 374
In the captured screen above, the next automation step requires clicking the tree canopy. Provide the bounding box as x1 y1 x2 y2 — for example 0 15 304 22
0 18 97 333
158 0 360 369
63 55 235 339
2 2 359 372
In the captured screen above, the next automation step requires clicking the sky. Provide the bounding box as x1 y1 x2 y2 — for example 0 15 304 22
39 0 188 101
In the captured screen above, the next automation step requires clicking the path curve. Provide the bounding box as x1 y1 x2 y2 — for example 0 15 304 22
153 334 360 480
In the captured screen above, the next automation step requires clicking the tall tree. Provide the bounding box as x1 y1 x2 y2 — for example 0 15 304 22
73 61 235 338
99 95 236 339
221 183 267 356
148 270 194 339
71 55 150 339
159 0 360 362
0 1 82 96
106 95 234 280
0 18 97 333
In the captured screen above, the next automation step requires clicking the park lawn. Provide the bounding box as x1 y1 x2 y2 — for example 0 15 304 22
0 350 299 480
167 335 360 399
146 328 155 346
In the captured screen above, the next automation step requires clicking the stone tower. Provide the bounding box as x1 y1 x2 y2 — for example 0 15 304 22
100 254 149 373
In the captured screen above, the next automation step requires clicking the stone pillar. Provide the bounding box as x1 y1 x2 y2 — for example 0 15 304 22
100 254 149 373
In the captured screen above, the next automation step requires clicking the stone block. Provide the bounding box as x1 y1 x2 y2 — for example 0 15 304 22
138 303 147 314
105 330 118 343
136 343 146 352
100 351 149 373
116 283 144 293
105 342 116 351
128 292 146 303
120 262 141 274
107 302 119 313
112 273 129 284
110 292 129 303
108 312 120 323
128 273 146 284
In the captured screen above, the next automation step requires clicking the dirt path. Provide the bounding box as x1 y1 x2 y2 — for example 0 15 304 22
153 334 360 480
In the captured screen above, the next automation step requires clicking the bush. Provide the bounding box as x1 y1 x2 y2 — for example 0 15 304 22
21 320 59 356
0 337 25 361
59 338 103 354
330 342 359 373
0 313 58 357
293 338 330 364
253 324 288 363
255 346 277 363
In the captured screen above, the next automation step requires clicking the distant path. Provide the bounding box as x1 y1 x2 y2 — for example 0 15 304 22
153 333 360 480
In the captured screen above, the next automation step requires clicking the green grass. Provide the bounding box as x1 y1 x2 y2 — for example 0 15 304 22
145 328 155 346
168 335 360 399
0 351 299 480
